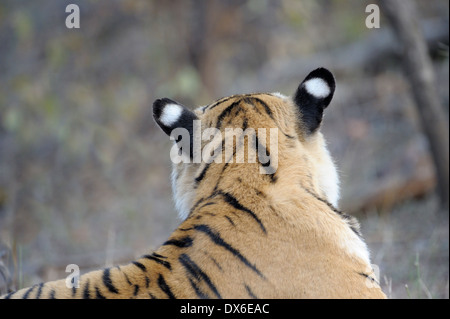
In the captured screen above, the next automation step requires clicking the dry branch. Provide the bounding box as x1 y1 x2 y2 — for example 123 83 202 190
226 18 449 95
379 0 449 210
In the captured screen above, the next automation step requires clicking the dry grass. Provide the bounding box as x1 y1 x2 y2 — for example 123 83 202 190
362 194 449 299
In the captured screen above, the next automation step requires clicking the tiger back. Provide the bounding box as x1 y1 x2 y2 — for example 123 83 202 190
2 68 386 299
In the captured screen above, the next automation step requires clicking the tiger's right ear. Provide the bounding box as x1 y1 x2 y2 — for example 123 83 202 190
294 68 336 134
153 98 198 137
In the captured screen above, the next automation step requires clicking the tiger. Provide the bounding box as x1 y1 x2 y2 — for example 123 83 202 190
2 67 386 299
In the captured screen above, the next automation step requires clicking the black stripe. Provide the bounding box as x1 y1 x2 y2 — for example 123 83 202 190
302 187 362 237
251 96 295 141
36 283 44 299
224 126 240 164
245 284 258 299
256 96 296 139
22 285 36 299
103 268 119 294
216 100 242 129
219 191 266 233
242 96 254 106
132 261 147 272
163 236 193 248
195 138 225 186
254 135 276 182
142 253 172 270
83 280 90 299
187 277 210 299
4 292 14 299
179 253 221 298
157 274 175 299
284 132 296 139
133 285 140 296
358 272 380 286
252 97 273 119
207 254 223 272
224 215 235 226
204 212 216 217
255 188 266 198
242 117 248 131
188 197 207 217
207 95 235 111
200 202 215 209
195 162 212 185
95 286 106 299
145 276 150 288
231 105 244 119
49 289 56 299
193 224 265 279
188 191 222 217
123 270 133 286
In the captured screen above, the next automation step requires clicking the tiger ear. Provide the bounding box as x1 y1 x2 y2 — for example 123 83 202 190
293 67 336 134
153 98 198 137
153 98 198 159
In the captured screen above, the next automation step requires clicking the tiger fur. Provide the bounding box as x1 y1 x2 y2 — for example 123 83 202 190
2 68 386 299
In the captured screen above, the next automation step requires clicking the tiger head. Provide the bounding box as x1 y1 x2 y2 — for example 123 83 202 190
153 68 339 220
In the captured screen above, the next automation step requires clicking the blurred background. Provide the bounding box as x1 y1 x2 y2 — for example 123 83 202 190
0 0 448 298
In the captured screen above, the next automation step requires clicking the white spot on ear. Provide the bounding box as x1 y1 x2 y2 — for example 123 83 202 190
160 103 183 126
304 78 331 98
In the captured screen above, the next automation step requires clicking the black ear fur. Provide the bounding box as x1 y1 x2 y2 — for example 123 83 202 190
153 98 198 158
153 98 198 137
294 67 336 134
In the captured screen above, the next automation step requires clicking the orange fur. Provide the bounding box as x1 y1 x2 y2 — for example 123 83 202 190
2 82 386 299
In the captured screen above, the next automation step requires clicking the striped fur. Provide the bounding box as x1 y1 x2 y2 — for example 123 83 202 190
2 68 386 299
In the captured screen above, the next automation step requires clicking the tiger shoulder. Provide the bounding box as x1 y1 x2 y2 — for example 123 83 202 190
2 68 386 299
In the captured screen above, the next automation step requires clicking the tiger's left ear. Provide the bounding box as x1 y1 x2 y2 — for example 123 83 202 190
294 67 336 134
153 98 198 137
153 98 198 159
